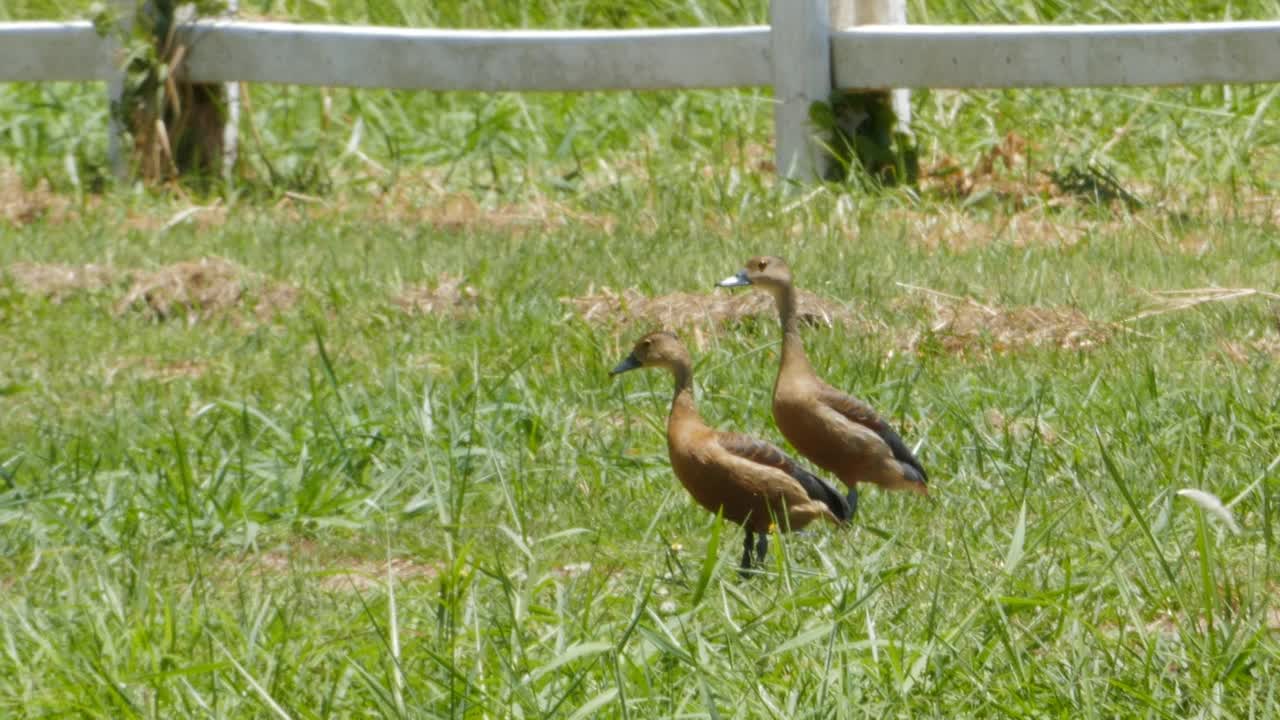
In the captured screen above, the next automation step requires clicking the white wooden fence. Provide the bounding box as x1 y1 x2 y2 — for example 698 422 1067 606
4 0 1280 182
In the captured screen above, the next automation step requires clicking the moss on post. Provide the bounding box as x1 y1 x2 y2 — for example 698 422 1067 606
827 0 917 186
98 1 230 184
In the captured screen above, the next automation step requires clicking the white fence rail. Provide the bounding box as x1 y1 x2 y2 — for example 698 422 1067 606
832 21 1280 89
4 5 1280 181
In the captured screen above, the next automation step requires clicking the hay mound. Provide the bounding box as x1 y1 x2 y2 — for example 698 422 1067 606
5 262 117 302
567 286 864 343
393 273 481 317
899 286 1110 355
114 256 299 323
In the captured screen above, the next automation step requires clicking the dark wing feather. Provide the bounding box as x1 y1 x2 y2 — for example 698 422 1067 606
816 383 929 485
718 433 852 521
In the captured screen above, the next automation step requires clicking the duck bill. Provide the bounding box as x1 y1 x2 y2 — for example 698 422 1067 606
716 270 751 288
609 353 642 376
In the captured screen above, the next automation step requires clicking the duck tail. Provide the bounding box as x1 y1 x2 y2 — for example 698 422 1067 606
802 469 852 523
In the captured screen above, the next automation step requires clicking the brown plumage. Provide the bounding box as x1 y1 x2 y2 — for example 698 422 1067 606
718 256 929 512
610 331 851 573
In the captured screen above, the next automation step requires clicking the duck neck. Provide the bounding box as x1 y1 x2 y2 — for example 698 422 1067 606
776 284 812 375
667 362 700 431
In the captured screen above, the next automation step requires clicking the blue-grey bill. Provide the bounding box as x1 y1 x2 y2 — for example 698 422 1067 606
716 270 751 288
610 354 642 376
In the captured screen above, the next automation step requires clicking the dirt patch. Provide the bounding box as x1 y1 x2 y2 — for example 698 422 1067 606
897 285 1112 355
566 286 873 348
392 273 481 318
114 256 299 324
5 262 118 302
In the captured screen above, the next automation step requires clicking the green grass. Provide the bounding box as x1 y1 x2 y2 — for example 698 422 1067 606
2 0 1280 717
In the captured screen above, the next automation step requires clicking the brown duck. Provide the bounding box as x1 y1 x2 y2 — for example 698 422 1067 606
718 256 929 512
610 331 851 573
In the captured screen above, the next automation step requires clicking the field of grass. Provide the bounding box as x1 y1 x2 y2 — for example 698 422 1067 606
3 0 1280 717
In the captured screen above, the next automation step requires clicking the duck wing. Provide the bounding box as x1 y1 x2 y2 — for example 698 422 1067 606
815 383 929 486
717 433 852 521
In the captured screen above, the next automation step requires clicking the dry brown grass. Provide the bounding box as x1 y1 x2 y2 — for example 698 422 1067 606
114 257 300 324
0 171 82 227
337 173 621 235
7 256 299 325
236 548 440 593
1219 334 1280 364
392 273 482 318
107 357 209 383
896 285 1112 356
566 285 874 348
921 132 1055 205
5 262 118 302
889 207 1109 251
984 408 1059 444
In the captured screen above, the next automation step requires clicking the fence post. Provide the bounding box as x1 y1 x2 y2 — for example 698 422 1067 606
830 0 915 184
770 0 833 182
223 0 240 184
105 0 135 181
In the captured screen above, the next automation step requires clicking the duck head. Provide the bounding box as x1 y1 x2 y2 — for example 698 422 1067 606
717 255 793 296
610 331 690 376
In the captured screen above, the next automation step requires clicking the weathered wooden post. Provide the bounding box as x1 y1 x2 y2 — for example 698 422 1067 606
104 0 239 184
829 0 915 184
770 0 833 182
222 0 240 184
105 0 135 180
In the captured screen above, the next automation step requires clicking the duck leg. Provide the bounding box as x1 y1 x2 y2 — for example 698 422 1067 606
846 485 859 517
740 530 756 575
754 532 769 566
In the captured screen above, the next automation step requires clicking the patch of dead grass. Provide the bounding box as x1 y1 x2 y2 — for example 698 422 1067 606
114 256 300 324
393 272 482 318
5 262 118 302
105 357 209 385
354 178 620 235
888 207 1104 251
566 286 875 348
1219 335 1280 364
896 284 1112 356
141 358 207 381
238 550 441 593
984 409 1058 444
0 171 79 227
921 132 1054 206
